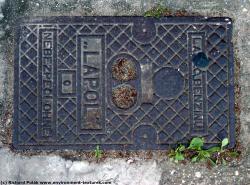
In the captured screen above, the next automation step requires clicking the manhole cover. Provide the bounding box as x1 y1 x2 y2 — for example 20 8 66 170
13 16 235 150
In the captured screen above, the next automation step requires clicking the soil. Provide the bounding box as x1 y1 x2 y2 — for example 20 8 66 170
112 84 137 109
111 58 137 82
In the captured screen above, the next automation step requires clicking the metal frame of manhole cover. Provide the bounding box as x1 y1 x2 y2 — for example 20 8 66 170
13 16 235 150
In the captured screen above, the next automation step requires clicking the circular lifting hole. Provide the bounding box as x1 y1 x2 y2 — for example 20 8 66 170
112 58 137 81
132 19 156 44
112 84 137 109
153 67 185 99
133 125 157 149
192 52 209 69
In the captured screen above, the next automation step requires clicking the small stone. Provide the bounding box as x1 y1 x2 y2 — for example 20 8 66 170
195 172 201 178
242 8 248 12
127 158 134 164
182 180 186 183
65 161 73 169
6 118 11 125
235 171 239 176
170 170 176 175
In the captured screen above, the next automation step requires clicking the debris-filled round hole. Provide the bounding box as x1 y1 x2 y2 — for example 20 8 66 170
112 58 137 81
192 52 209 68
112 84 137 109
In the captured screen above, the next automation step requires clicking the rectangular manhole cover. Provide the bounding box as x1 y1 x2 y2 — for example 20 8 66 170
13 16 235 150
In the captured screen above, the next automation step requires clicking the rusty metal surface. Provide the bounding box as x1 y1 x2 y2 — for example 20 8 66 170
13 16 235 150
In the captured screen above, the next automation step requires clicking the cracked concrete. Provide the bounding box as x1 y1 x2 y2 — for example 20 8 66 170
0 148 162 184
0 0 249 185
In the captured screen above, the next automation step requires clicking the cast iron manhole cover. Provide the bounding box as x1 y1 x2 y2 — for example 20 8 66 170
13 16 235 150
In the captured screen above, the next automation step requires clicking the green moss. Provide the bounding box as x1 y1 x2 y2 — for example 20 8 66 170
144 5 200 18
144 5 172 18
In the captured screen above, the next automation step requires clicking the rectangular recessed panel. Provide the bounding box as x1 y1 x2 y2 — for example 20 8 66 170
13 16 235 150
